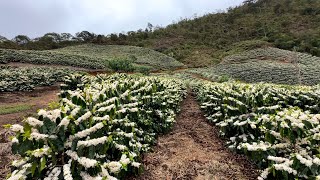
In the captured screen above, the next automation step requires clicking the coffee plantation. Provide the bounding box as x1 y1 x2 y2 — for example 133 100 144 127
6 74 186 179
0 66 75 91
192 81 320 179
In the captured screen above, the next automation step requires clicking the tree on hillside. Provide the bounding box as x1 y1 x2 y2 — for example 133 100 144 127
147 23 154 32
76 31 96 42
0 35 8 42
60 33 74 41
43 33 62 43
12 35 30 45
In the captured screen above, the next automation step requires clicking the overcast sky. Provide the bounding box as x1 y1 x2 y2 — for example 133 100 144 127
0 0 244 39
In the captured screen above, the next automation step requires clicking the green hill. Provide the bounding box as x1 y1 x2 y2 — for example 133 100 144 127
0 44 185 71
2 0 319 69
125 0 320 67
189 47 320 85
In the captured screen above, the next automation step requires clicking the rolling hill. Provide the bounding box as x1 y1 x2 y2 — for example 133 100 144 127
0 44 185 71
189 47 320 85
1 0 319 69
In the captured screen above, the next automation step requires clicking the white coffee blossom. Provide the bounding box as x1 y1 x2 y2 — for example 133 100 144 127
25 117 43 127
11 124 24 133
131 162 141 168
120 154 130 165
107 161 122 173
11 137 19 143
74 111 92 125
63 163 73 180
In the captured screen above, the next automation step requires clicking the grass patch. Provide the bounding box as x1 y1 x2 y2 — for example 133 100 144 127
0 104 33 115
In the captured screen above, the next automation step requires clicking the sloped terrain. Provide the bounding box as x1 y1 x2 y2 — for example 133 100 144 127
0 44 185 71
189 48 320 85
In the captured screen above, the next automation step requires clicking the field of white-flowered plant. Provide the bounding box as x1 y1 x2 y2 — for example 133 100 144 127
5 73 186 180
192 81 320 179
188 47 320 85
0 44 185 71
0 66 75 92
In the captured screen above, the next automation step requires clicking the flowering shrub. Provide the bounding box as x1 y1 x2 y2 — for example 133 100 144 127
7 74 186 179
0 66 75 91
193 81 320 179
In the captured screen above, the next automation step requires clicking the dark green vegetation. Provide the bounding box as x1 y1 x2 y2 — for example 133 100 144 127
189 47 320 85
0 44 184 71
1 0 319 68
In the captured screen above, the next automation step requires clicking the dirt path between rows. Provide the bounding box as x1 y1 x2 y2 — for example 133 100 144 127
134 91 258 180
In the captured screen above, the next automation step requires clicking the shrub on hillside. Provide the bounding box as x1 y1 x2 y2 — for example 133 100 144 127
108 58 135 72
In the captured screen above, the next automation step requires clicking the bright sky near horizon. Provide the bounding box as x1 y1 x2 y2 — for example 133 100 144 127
0 0 244 39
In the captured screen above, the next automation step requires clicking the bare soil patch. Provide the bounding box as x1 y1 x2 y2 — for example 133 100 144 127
133 91 258 180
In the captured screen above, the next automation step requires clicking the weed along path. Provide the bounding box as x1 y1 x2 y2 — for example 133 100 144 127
135 91 258 180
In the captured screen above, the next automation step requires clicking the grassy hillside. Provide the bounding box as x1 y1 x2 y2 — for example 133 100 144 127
1 0 319 68
0 44 185 71
126 0 320 67
189 47 320 85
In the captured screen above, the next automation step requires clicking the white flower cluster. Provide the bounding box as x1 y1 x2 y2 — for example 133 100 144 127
94 97 118 109
25 117 43 127
30 132 49 141
273 163 297 175
11 137 19 143
240 141 271 151
131 162 141 168
70 107 80 117
63 163 73 180
295 154 313 167
74 111 92 125
115 143 127 151
71 122 104 139
8 163 31 180
80 172 103 180
97 104 115 112
38 109 61 122
66 150 97 169
106 161 122 173
32 146 51 157
10 124 24 133
93 115 110 121
58 117 70 128
77 136 108 147
44 167 61 180
257 167 270 180
12 158 28 167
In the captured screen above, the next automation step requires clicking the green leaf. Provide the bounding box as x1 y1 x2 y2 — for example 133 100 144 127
22 124 32 140
89 146 95 159
2 124 12 129
31 161 38 176
40 157 46 172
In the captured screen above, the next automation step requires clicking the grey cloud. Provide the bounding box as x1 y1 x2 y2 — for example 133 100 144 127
0 0 244 39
